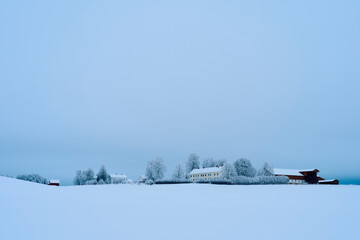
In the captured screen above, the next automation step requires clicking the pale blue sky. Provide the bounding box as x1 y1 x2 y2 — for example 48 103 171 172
1 1 359 184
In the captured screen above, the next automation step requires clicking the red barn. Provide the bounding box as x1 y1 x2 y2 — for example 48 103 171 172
48 179 60 186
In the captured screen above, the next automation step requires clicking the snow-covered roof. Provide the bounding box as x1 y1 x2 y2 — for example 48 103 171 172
319 179 337 183
110 173 127 179
274 168 319 176
189 166 223 174
49 179 60 183
274 169 303 176
299 169 319 172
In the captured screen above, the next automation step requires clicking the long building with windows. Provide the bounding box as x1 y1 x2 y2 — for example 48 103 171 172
189 166 223 181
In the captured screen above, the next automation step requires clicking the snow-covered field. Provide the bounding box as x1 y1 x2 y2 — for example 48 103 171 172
1 176 359 240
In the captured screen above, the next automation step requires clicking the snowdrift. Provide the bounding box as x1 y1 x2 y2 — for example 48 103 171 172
0 176 359 240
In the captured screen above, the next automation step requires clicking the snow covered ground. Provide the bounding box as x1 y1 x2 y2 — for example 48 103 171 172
1 176 359 240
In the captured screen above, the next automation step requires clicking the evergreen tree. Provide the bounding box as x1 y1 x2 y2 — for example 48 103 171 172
97 165 110 183
84 168 94 181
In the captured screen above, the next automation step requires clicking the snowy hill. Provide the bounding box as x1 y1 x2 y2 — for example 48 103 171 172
0 176 359 240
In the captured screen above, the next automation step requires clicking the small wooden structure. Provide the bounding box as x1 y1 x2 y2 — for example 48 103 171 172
48 179 60 186
318 179 339 185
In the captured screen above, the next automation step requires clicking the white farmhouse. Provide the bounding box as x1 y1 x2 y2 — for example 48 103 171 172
189 166 223 181
109 173 128 184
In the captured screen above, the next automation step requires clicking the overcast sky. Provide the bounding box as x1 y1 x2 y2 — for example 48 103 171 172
1 1 359 185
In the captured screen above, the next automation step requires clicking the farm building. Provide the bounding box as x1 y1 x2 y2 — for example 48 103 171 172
274 169 319 184
48 179 60 186
109 173 128 184
318 179 339 185
189 166 223 182
274 168 339 185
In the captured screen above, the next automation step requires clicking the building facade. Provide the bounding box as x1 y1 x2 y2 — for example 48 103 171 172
189 166 223 182
274 169 320 184
48 179 60 186
109 173 128 184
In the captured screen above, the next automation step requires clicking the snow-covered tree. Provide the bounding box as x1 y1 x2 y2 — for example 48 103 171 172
145 158 167 181
73 168 96 185
97 165 110 183
84 168 94 181
221 163 236 179
85 179 98 185
231 175 289 185
215 158 227 166
73 170 82 185
185 153 200 174
98 179 105 185
257 162 274 176
202 158 215 168
233 158 256 177
172 163 185 180
145 179 154 185
17 174 47 184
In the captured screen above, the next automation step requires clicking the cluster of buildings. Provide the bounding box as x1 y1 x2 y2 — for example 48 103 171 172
187 166 339 185
49 167 339 186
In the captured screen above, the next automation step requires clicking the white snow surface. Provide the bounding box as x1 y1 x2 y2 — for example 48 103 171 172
189 166 223 174
1 176 359 240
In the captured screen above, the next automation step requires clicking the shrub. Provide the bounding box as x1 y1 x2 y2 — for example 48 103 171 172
145 179 154 185
154 179 192 184
195 179 211 184
85 180 98 185
231 176 289 185
210 179 232 185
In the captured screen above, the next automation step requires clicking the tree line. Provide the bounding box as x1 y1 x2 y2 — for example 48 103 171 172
144 153 288 185
73 165 114 185
16 174 48 184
